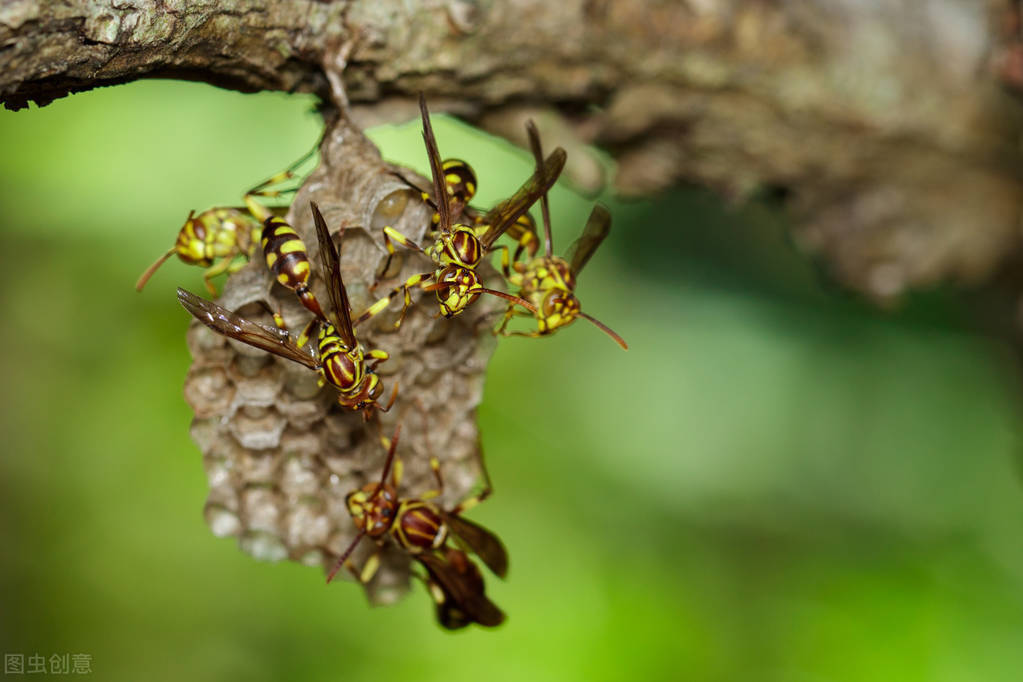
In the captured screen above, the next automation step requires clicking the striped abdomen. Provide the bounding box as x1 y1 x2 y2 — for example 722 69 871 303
443 159 477 208
393 501 448 553
261 218 324 318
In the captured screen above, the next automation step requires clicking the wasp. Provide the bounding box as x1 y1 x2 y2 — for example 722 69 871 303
496 121 628 350
135 207 263 295
393 156 540 260
135 149 314 296
356 95 565 329
327 425 506 628
177 201 395 417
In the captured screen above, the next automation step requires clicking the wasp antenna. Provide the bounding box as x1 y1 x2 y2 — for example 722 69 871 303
579 311 628 350
326 530 367 584
135 248 177 292
383 381 400 413
479 288 537 313
371 424 402 500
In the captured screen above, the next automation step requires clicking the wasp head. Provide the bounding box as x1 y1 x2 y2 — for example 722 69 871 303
538 288 581 333
346 483 398 538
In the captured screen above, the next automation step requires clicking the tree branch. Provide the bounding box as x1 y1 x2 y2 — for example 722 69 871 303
5 0 1022 303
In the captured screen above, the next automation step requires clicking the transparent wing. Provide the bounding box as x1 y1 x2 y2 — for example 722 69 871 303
477 147 566 250
525 120 554 257
176 287 318 369
564 204 612 276
419 94 452 233
309 201 356 348
443 513 509 579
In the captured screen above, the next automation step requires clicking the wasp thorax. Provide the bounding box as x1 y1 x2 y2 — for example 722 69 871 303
396 502 447 551
346 485 399 538
550 259 576 291
321 342 364 391
444 228 483 268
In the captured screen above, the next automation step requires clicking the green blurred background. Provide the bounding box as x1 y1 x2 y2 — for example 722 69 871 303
2 81 1023 681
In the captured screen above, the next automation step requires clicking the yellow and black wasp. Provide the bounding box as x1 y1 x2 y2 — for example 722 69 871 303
326 425 506 628
136 149 314 296
496 121 628 350
392 156 540 263
356 95 566 329
135 207 264 295
178 201 395 417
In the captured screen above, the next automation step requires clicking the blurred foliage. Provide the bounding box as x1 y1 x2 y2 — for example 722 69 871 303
2 81 1023 682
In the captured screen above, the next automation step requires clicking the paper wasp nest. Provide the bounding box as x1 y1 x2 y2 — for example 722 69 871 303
183 116 499 604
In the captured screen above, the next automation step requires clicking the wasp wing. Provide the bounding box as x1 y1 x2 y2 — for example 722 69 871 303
309 202 357 348
525 120 554 257
419 94 452 233
418 551 505 629
443 513 509 579
177 288 318 369
477 147 566 250
564 204 612 276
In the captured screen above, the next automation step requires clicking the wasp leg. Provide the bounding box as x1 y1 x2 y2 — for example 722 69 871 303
493 244 515 280
493 303 519 336
483 213 538 263
419 450 493 514
366 348 389 370
356 271 436 330
326 534 380 585
356 549 383 584
200 256 238 296
375 226 428 289
496 309 544 341
242 146 318 222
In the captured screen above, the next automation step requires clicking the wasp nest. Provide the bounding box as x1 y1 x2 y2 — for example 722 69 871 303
183 115 500 604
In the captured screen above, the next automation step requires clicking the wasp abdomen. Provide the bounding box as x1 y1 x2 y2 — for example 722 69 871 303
261 217 324 319
442 159 477 207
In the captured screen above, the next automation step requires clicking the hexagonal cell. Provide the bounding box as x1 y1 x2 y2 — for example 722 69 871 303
241 486 283 536
237 448 280 485
228 358 285 407
238 530 288 563
228 406 287 450
183 365 235 418
280 453 324 499
276 388 330 429
204 502 242 538
283 503 330 552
